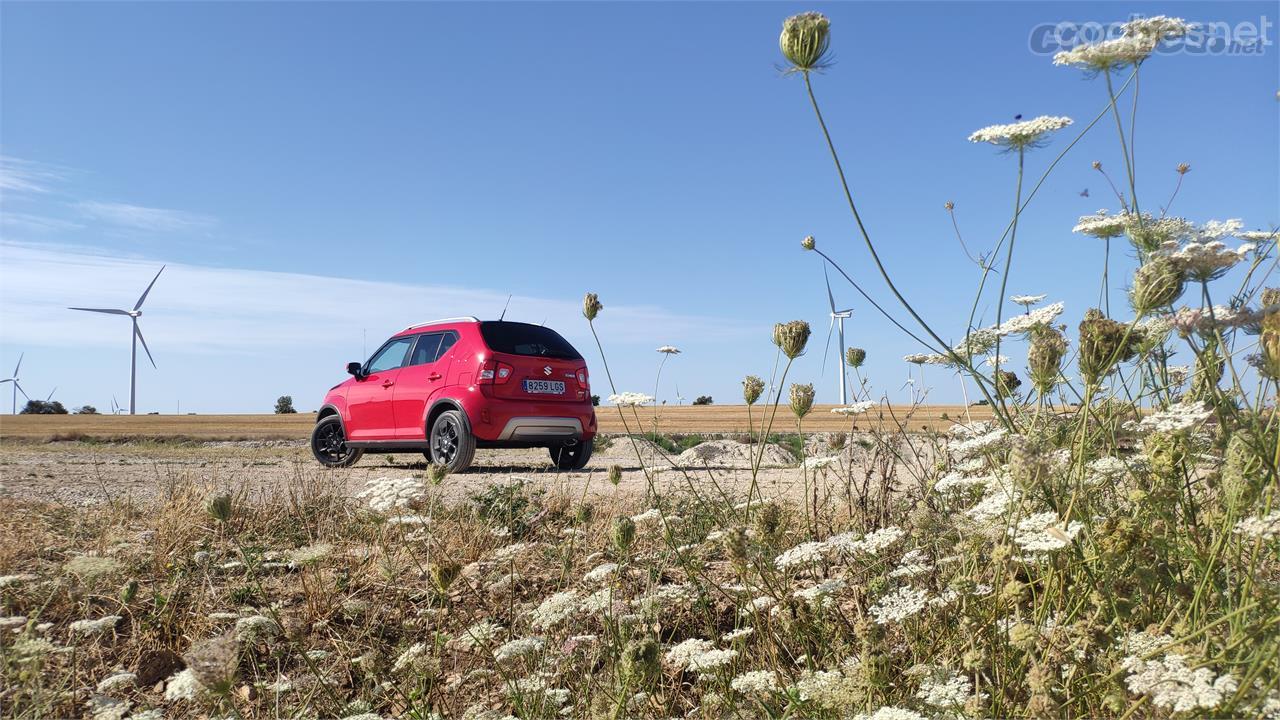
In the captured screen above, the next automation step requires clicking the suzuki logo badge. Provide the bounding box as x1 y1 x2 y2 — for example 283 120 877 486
543 366 553 376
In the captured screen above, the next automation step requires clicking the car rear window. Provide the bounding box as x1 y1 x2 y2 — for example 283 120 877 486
479 322 582 360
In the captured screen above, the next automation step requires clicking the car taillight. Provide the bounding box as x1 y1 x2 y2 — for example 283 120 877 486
478 359 514 385
575 368 589 390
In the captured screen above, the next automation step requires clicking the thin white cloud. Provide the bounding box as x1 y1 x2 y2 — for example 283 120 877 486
0 212 85 233
0 242 751 359
76 201 214 232
0 155 66 194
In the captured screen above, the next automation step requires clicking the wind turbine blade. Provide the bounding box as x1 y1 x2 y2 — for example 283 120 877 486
134 265 165 311
13 352 22 377
14 382 29 401
46 387 57 401
69 307 130 315
823 265 837 314
0 379 11 385
821 315 834 378
135 323 157 368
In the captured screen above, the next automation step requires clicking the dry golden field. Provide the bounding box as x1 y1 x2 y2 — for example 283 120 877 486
0 404 991 441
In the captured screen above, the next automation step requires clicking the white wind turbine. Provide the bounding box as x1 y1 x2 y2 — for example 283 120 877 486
820 266 854 405
1 353 30 414
69 266 165 415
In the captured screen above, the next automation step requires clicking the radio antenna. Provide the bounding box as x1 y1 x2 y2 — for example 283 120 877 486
499 294 512 321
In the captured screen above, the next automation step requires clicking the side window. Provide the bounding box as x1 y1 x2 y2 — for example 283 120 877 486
408 333 443 366
437 331 458 359
366 337 414 373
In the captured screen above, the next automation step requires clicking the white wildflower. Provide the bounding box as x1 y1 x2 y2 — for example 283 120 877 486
456 620 505 650
731 669 780 694
1010 512 1084 552
889 549 933 578
917 668 977 708
804 455 840 470
664 638 715 669
1139 401 1212 433
1011 294 1047 306
688 648 737 671
656 345 681 354
998 302 1065 336
794 578 846 608
948 427 1008 458
493 636 545 663
869 587 929 625
355 477 425 514
583 563 618 584
1234 511 1280 541
774 541 827 571
831 401 876 415
1123 653 1238 712
630 508 662 524
968 116 1073 149
1074 210 1127 239
530 590 581 629
392 642 428 672
852 707 929 720
722 626 754 642
608 392 654 407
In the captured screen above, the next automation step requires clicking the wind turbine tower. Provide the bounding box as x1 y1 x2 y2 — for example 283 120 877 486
69 266 165 415
821 267 854 405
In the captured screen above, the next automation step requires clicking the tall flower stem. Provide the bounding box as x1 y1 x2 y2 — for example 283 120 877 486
1104 68 1139 215
991 147 1025 420
802 72 953 357
652 352 670 440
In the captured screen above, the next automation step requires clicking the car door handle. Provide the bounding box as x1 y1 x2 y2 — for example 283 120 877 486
427 372 442 381
382 380 394 388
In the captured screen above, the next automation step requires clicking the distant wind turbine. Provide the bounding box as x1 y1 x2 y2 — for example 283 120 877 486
820 266 854 405
69 266 165 415
0 353 30 414
45 387 58 402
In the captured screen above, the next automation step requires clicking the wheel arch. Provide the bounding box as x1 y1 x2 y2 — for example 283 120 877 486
317 403 345 429
425 397 471 436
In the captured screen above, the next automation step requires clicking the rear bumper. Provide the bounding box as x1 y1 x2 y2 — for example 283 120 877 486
470 399 595 444
497 416 583 441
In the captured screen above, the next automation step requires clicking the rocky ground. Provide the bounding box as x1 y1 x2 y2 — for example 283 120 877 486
0 434 931 507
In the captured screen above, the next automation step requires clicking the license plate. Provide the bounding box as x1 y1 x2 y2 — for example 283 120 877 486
523 379 565 395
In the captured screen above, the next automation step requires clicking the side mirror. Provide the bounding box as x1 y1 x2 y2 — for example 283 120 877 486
346 362 364 379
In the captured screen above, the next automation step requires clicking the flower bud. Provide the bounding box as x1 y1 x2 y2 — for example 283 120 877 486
742 375 765 405
207 493 233 524
1027 326 1067 394
779 12 831 71
800 235 816 251
1078 309 1136 385
789 383 815 419
995 370 1022 399
582 292 602 322
612 516 636 554
845 347 866 368
608 464 623 486
773 320 811 360
1129 256 1185 314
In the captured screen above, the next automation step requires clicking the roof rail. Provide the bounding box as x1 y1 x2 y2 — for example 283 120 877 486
404 316 480 331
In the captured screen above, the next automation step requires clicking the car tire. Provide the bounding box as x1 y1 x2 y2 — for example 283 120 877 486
310 415 364 468
549 440 592 471
429 409 476 473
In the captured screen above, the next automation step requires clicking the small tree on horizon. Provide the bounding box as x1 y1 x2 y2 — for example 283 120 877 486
274 395 297 414
74 405 98 415
692 395 713 406
20 400 68 415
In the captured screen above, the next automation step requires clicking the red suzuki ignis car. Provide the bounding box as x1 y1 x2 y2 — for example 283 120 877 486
311 318 596 473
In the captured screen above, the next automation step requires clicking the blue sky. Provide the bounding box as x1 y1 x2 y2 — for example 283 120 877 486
1 1 1276 414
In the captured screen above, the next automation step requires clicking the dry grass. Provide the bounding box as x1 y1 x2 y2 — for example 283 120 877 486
0 404 992 443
